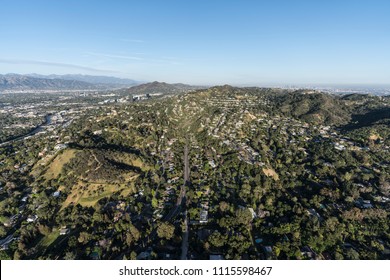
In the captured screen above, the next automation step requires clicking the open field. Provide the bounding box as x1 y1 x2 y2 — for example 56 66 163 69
61 178 138 209
44 149 76 180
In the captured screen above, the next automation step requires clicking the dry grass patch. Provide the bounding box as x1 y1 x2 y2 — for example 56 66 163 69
44 149 76 180
61 178 138 209
262 167 279 180
244 112 256 122
369 133 381 141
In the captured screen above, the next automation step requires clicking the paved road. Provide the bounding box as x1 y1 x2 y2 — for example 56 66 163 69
0 114 52 147
163 144 189 218
0 234 14 247
184 145 189 183
180 210 189 260
180 144 189 259
134 144 190 258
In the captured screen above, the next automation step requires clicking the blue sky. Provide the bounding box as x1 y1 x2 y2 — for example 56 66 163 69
0 0 389 85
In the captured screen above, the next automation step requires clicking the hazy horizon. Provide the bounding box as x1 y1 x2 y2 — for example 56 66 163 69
2 72 390 90
1 0 389 85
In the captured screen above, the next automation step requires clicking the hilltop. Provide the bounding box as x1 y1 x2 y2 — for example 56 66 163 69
118 81 205 96
274 90 351 125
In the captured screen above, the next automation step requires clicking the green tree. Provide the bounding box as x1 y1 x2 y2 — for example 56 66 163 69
219 201 230 212
157 222 175 240
208 231 226 248
0 225 7 238
235 208 253 226
346 249 360 260
64 251 76 260
151 197 158 208
0 251 11 260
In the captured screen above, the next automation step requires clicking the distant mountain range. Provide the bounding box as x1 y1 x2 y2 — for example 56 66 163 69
27 74 139 87
0 74 204 94
0 74 140 92
0 74 96 92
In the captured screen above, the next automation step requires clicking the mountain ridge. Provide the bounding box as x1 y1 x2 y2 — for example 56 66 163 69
0 73 143 92
27 73 140 86
0 74 96 92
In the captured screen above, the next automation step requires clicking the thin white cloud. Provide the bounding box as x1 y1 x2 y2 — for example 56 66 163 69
161 56 178 60
0 58 115 73
120 39 145 43
150 58 182 65
85 52 143 61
